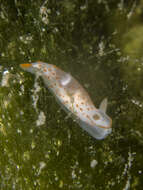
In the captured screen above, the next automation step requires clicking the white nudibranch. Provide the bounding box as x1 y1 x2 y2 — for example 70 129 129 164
20 61 112 140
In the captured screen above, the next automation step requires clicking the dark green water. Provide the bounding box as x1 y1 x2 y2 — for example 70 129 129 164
0 0 143 189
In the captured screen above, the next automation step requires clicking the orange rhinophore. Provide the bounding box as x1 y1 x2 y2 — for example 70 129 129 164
20 61 112 140
20 63 32 68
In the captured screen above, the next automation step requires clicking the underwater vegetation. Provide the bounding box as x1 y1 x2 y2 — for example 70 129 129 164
0 0 143 189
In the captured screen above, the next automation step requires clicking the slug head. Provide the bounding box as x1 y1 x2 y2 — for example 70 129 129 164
20 61 46 74
93 110 112 129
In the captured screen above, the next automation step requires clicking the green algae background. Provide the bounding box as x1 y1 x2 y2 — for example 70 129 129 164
0 0 143 189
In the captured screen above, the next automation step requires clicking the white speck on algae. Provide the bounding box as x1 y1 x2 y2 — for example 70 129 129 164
90 159 98 168
36 111 46 126
1 70 10 87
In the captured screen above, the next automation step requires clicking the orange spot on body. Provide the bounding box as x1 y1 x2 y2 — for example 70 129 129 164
44 68 47 72
86 115 90 119
56 76 60 80
38 64 42 68
48 68 52 72
76 104 79 108
93 114 100 120
46 76 50 79
80 108 83 111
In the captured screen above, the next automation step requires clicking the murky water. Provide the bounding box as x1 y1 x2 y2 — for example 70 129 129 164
0 1 143 189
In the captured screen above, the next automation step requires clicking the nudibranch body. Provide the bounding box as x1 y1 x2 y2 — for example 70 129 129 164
20 62 112 140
